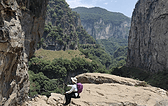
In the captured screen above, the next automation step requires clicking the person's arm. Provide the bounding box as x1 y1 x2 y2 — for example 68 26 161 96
66 85 75 94
67 85 73 87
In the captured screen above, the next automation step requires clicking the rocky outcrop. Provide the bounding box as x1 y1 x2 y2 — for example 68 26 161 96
26 73 168 106
127 0 168 72
0 0 48 105
76 73 147 86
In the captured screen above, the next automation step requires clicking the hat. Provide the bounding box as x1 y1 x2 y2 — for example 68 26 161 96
71 77 77 83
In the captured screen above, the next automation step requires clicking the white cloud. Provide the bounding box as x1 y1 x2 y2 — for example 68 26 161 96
104 2 108 5
66 0 94 8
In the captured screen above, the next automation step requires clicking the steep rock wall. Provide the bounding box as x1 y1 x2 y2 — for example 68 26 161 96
127 0 168 72
0 0 48 105
82 19 130 40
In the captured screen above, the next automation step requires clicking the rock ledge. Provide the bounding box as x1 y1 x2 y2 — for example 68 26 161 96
25 73 168 106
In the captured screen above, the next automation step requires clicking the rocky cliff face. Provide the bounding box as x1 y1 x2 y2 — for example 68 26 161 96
72 7 131 40
82 19 130 40
127 0 168 72
0 0 48 105
25 73 168 106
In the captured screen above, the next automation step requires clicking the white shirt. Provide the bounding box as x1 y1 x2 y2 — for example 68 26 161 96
66 84 78 97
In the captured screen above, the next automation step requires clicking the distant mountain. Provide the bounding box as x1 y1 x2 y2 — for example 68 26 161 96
72 7 131 67
72 7 131 40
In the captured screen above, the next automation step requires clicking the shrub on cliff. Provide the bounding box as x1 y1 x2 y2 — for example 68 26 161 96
79 44 112 69
28 71 64 97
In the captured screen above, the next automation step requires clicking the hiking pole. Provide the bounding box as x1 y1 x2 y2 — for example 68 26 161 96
63 96 66 104
42 88 50 92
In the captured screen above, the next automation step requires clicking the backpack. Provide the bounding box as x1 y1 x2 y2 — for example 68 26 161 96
77 83 83 93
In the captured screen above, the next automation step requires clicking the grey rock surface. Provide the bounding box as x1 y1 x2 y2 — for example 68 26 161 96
154 100 168 106
127 0 168 72
0 0 48 105
82 18 130 40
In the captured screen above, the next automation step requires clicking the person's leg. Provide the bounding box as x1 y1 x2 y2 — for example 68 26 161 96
67 94 71 104
64 93 70 105
67 92 75 104
64 93 76 105
66 92 76 104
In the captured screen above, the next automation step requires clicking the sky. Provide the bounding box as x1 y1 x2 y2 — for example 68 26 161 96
65 0 139 17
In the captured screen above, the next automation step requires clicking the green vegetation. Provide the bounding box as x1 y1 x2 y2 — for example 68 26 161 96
35 49 91 62
29 71 65 97
72 7 130 25
28 56 107 97
110 46 128 68
41 0 95 50
76 25 96 44
97 37 128 56
96 37 128 69
79 44 112 69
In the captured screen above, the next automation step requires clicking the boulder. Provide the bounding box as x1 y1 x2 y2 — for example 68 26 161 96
47 93 64 105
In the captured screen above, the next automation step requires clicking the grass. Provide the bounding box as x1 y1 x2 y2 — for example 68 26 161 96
35 49 92 62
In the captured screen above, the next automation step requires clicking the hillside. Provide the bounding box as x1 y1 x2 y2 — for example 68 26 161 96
37 0 115 69
40 0 95 50
97 37 127 55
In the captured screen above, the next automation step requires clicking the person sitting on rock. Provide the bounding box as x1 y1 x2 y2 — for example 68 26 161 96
63 77 78 105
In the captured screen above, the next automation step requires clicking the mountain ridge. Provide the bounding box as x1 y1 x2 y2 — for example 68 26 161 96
72 7 131 40
72 7 130 25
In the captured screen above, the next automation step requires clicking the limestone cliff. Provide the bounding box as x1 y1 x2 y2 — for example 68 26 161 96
26 73 168 106
0 0 48 105
82 19 130 40
127 0 168 72
72 7 131 40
